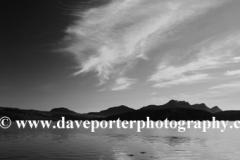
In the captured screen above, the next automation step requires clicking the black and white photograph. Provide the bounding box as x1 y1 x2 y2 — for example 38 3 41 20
1 0 240 159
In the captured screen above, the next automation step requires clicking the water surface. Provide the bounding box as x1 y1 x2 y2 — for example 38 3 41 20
0 122 239 160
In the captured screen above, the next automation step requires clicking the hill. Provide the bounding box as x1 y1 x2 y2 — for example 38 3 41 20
2 100 240 121
50 107 77 114
105 107 213 121
0 106 95 121
140 100 221 113
87 105 135 117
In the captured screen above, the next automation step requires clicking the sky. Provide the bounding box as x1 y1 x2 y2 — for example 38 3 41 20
1 0 240 112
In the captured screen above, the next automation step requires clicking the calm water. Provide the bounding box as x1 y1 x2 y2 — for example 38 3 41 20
0 122 240 160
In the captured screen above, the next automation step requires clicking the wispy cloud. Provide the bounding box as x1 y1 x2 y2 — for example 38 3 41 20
150 92 158 96
153 74 209 88
233 56 240 62
65 0 225 87
225 69 240 76
149 33 240 88
151 96 169 103
111 77 136 91
209 81 240 90
151 80 240 104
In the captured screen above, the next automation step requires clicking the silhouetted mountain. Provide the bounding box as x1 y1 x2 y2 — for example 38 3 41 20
211 106 222 113
167 99 192 108
50 107 77 114
106 107 213 121
103 100 224 121
0 106 55 121
192 103 212 112
0 106 97 121
2 99 240 121
140 100 221 113
88 105 135 117
140 100 191 110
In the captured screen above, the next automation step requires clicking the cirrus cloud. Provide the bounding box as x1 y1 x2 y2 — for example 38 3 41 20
64 0 226 88
111 77 136 91
149 33 240 88
225 69 240 76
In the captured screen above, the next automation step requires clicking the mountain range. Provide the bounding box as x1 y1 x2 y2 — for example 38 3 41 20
139 100 222 113
0 99 239 121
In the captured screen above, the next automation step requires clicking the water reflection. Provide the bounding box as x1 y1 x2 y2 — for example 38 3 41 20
112 142 133 160
1 122 240 160
163 136 191 146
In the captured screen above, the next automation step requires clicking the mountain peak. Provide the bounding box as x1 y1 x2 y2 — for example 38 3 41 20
140 99 222 113
50 107 77 114
87 105 135 117
211 106 222 113
168 99 189 104
107 105 129 110
194 103 207 107
168 99 180 103
166 99 191 108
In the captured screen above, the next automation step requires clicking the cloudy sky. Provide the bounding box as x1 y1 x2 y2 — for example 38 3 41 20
1 0 240 112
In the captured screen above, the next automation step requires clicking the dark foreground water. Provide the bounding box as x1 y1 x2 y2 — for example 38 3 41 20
0 122 240 160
